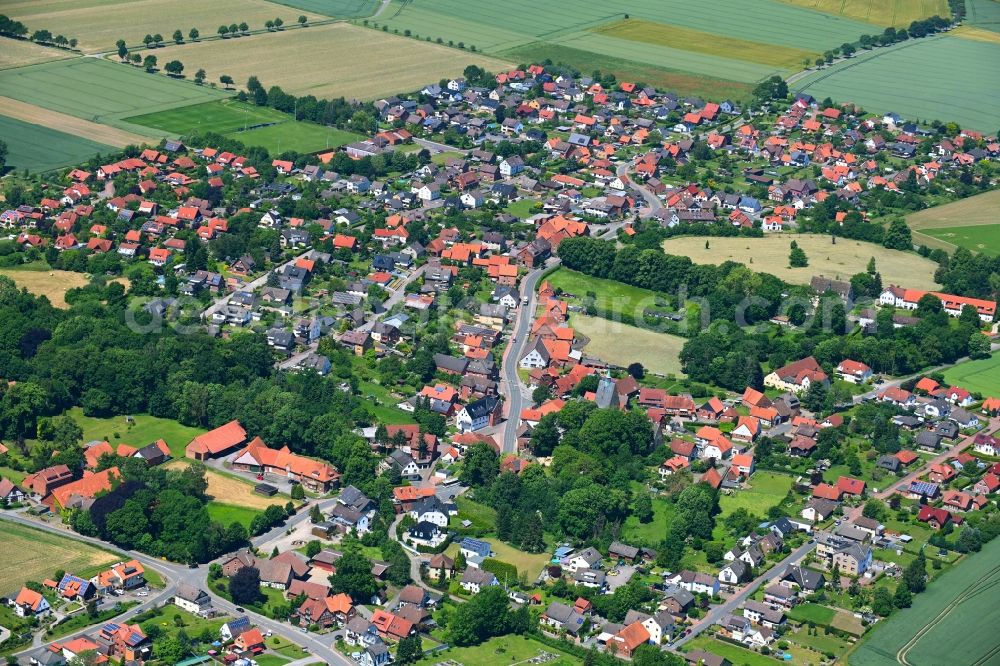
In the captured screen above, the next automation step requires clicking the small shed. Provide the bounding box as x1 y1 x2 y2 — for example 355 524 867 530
254 483 278 497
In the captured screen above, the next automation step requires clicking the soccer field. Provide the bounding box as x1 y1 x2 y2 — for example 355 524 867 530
0 58 227 133
126 99 290 136
0 114 115 173
145 22 512 101
850 537 1000 666
793 34 1000 131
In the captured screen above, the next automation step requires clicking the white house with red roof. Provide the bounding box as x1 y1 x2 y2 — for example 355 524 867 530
835 359 872 384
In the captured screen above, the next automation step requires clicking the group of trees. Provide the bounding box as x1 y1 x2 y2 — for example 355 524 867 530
0 15 77 48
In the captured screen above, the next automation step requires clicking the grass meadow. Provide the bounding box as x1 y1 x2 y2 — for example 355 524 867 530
0 521 120 595
546 267 667 316
415 635 577 666
0 116 115 173
942 353 1000 397
206 502 262 528
0 58 226 133
57 406 207 458
793 34 1000 131
665 234 941 290
907 189 1000 254
850 536 1000 665
146 23 511 101
570 314 687 376
2 0 324 53
718 471 794 518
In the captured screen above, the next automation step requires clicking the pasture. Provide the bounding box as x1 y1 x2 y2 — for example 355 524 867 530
0 115 115 173
0 37 71 70
146 23 512 101
850 536 1000 666
907 189 1000 254
718 471 793 518
0 521 120 595
664 234 942 290
942 353 1000 397
58 406 207 459
778 0 948 26
3 0 324 53
570 314 687 376
793 34 1000 131
0 58 227 133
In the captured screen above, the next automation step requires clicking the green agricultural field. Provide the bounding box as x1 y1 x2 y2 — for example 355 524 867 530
206 502 261 528
793 34 1000 131
228 121 362 154
967 0 1000 33
376 0 876 96
718 471 794 518
56 407 207 459
269 0 380 17
906 189 1000 254
0 114 115 173
0 59 227 134
125 99 290 136
943 353 1000 397
850 536 1000 666
570 314 687 376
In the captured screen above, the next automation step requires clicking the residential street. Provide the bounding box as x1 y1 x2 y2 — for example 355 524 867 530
200 248 318 321
500 259 558 453
670 540 816 650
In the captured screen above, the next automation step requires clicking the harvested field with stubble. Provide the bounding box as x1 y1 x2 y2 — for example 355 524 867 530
665 234 941 290
0 37 72 69
0 521 120 595
0 96 156 146
777 0 948 26
165 460 289 509
147 23 513 101
3 0 324 53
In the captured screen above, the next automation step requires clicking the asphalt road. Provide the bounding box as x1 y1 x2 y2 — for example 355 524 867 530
670 540 815 650
1 508 355 665
500 260 558 453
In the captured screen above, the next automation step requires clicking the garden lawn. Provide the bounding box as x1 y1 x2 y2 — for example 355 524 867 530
453 496 497 532
414 634 576 666
665 234 941 290
623 495 674 545
718 471 794 518
793 34 1000 132
570 314 687 377
206 502 261 528
682 635 777 666
942 353 1000 397
266 635 310 659
59 407 207 459
0 521 121 596
788 602 836 625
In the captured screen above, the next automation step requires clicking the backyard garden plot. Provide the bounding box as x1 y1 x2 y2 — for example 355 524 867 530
146 23 512 101
942 353 1000 397
850 536 1000 666
793 34 1000 132
0 521 120 595
2 0 324 53
0 36 71 70
0 58 227 133
570 314 687 376
0 115 115 173
778 0 948 26
664 234 941 290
